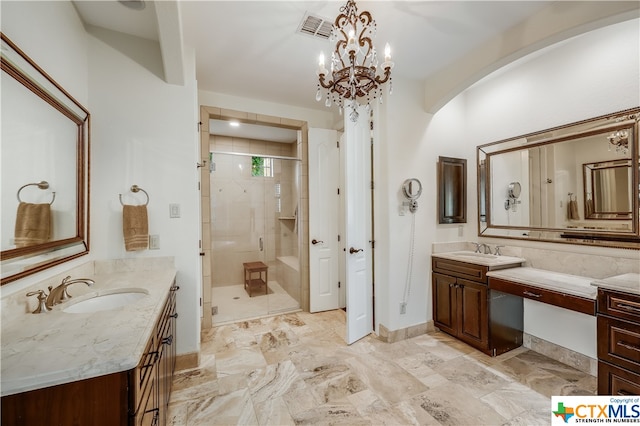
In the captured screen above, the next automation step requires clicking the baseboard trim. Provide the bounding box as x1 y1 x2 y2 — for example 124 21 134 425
377 320 435 343
175 351 200 372
524 333 597 376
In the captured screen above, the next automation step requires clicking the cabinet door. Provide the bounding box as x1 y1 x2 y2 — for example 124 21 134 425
457 279 488 349
598 361 640 396
433 273 457 335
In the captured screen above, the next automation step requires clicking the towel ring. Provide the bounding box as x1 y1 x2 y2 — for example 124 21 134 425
119 185 149 206
17 181 56 205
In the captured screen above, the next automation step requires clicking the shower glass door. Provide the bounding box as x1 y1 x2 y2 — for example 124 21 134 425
210 152 300 324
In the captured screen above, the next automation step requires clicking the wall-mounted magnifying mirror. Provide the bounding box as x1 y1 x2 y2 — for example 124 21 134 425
508 182 521 199
402 178 422 200
477 107 639 249
1 33 90 284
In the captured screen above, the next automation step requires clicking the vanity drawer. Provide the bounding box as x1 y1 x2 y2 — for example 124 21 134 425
432 258 488 283
131 332 157 402
489 277 596 315
597 316 640 373
597 289 640 323
598 361 640 396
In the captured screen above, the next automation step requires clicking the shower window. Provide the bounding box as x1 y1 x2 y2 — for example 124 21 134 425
252 156 273 177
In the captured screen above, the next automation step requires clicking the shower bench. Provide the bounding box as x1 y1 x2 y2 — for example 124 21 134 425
243 261 268 297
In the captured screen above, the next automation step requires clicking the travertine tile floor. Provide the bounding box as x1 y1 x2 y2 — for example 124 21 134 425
168 310 596 425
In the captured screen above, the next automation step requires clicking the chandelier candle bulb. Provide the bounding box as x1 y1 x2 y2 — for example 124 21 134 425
384 43 391 62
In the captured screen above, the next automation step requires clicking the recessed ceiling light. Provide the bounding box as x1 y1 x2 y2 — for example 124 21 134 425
229 121 240 127
118 0 145 11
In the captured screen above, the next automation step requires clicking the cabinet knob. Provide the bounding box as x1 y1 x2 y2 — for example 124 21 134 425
162 335 173 346
170 313 179 319
170 285 180 291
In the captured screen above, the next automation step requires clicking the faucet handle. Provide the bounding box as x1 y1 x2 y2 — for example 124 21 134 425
26 290 51 314
494 245 504 256
473 242 482 253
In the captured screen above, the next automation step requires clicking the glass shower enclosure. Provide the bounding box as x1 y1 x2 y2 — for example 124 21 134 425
210 152 301 324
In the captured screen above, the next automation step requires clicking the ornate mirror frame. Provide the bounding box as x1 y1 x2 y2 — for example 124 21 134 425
477 107 639 249
1 33 90 284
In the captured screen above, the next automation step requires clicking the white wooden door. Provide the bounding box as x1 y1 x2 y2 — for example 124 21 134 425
308 128 340 312
344 107 373 344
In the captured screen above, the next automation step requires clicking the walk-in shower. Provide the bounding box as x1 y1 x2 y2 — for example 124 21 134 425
209 144 301 324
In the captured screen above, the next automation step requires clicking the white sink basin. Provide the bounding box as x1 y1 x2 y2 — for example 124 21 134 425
63 289 148 313
451 251 498 259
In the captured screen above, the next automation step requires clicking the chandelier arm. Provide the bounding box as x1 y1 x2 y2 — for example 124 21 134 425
358 36 374 61
318 74 335 90
374 67 392 85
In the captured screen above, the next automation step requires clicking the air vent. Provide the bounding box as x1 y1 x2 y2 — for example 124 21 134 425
297 12 333 39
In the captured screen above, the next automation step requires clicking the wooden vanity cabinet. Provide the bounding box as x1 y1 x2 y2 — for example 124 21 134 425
596 288 640 396
131 283 178 426
1 285 178 426
432 257 522 356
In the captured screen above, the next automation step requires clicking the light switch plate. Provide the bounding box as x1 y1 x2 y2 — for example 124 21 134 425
169 203 180 218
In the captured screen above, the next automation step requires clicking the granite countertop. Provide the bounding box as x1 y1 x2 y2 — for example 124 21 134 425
486 267 597 300
591 273 640 296
0 268 176 397
432 251 525 269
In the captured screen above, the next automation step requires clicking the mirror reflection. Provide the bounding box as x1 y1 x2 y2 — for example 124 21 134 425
583 160 632 219
478 108 639 248
1 33 89 284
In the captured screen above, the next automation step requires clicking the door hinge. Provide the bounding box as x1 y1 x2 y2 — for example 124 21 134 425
338 234 341 242
371 181 375 190
198 121 202 131
199 298 202 306
337 188 340 195
337 141 340 148
370 240 375 249
338 281 341 288
370 121 373 130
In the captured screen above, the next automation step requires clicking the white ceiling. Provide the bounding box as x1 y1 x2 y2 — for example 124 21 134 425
71 1 639 141
72 1 555 110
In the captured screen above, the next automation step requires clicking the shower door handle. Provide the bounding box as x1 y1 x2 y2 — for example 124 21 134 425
259 237 263 251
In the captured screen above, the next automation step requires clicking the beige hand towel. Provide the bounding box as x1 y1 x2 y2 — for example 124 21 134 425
568 199 580 220
585 198 594 218
14 202 52 247
123 204 149 251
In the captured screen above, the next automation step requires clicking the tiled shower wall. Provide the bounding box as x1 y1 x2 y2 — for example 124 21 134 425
209 135 300 288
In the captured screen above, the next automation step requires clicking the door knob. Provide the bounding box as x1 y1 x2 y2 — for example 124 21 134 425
349 247 363 254
312 239 324 245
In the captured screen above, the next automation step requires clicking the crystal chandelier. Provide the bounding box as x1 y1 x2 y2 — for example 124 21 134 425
315 0 393 122
607 129 629 154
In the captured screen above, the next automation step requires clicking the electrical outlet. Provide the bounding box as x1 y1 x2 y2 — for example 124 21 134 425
400 302 407 314
212 306 218 315
169 203 181 218
149 234 160 250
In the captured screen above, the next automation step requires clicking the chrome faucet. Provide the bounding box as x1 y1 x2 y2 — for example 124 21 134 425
46 276 95 309
478 243 492 254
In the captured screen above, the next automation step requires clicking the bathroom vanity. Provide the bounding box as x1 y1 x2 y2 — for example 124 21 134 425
1 267 178 426
591 274 640 396
431 251 525 356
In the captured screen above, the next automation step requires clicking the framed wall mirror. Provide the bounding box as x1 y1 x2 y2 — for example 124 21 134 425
438 156 467 224
1 33 90 284
477 107 639 249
